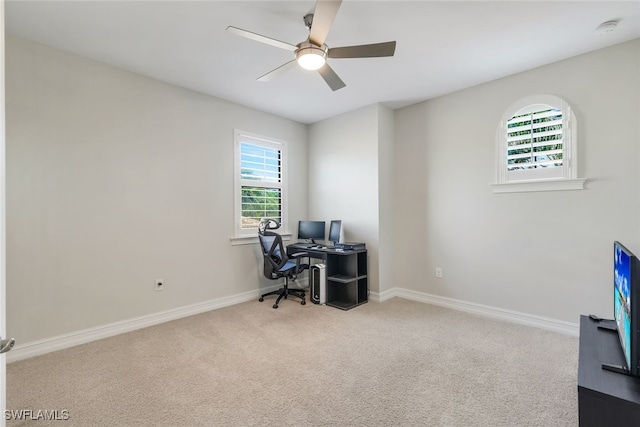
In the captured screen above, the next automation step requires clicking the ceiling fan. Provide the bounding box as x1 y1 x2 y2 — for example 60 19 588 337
226 0 396 91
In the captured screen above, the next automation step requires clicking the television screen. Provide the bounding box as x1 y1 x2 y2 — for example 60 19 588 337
298 221 325 243
614 242 633 370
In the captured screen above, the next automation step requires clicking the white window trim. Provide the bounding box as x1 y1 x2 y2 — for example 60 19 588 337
232 130 288 243
493 94 586 193
491 178 586 194
230 233 292 246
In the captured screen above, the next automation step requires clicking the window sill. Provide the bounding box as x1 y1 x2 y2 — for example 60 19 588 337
491 178 587 194
230 233 292 246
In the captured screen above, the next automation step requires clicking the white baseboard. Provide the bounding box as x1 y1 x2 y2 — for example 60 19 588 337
6 288 266 363
8 284 578 363
392 287 579 337
368 288 396 303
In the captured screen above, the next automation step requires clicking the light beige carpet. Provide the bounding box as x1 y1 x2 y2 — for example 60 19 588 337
6 297 578 426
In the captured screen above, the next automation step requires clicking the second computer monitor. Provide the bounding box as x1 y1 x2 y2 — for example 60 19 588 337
329 220 342 245
298 220 325 244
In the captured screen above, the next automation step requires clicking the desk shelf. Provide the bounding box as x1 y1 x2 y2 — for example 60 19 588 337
327 273 366 283
325 250 368 310
326 299 360 311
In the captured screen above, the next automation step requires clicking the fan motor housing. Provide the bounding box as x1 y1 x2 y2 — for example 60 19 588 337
296 41 328 55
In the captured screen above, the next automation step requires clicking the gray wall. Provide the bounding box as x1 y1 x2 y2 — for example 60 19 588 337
6 32 639 347
393 39 640 323
6 36 308 343
308 104 395 295
377 105 395 295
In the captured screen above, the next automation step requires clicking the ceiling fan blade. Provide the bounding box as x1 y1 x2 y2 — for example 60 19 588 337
226 26 297 52
318 63 346 91
328 41 396 59
257 60 298 82
309 0 342 47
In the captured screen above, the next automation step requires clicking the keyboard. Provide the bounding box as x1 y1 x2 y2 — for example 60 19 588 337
296 243 325 249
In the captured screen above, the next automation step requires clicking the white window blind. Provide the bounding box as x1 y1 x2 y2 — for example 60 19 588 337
233 130 287 236
239 142 282 229
507 108 563 171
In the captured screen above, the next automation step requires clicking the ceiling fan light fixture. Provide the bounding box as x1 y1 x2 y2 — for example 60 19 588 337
227 0 396 90
296 45 326 70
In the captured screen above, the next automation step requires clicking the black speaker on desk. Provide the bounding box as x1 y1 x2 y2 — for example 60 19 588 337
310 263 326 304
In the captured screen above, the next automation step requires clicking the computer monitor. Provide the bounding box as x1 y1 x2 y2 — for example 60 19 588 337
329 220 342 246
297 221 325 244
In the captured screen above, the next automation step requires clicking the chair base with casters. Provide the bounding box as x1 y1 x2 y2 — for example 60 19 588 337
259 277 306 309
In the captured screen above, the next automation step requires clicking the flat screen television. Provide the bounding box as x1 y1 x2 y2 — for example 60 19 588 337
328 220 341 246
610 241 640 377
297 220 325 244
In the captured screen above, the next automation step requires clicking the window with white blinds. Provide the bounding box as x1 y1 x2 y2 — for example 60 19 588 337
494 94 585 193
507 108 563 171
234 130 287 235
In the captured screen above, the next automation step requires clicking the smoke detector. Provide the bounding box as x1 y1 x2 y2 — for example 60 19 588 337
596 20 619 35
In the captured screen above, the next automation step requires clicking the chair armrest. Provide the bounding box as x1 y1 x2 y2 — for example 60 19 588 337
289 251 309 258
290 251 310 273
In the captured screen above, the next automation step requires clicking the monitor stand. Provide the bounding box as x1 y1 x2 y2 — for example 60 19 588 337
596 319 617 331
602 363 631 376
597 320 633 377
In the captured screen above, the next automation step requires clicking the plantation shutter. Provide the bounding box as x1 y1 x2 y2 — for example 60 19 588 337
239 142 282 229
506 108 563 170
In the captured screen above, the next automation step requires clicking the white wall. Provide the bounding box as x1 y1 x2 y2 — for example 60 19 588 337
5 36 308 344
308 104 392 294
0 3 7 423
377 105 394 295
394 39 640 323
7 31 639 348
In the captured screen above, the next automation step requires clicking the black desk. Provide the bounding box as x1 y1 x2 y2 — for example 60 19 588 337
287 243 368 310
578 315 640 426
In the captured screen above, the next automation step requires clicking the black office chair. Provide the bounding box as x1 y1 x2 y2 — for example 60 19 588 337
258 218 309 309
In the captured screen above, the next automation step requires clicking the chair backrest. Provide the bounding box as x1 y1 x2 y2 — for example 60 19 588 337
258 221 288 280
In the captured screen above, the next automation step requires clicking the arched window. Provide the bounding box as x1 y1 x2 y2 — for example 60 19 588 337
493 94 585 193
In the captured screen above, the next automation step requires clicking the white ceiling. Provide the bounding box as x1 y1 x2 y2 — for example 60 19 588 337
5 1 640 124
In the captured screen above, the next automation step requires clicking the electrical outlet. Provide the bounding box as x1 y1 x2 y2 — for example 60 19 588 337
154 280 164 291
435 268 443 278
